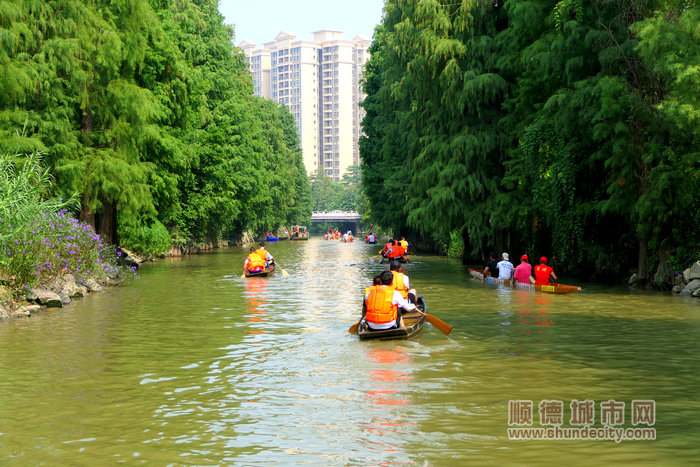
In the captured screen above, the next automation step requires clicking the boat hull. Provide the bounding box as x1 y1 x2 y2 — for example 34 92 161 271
245 265 276 278
358 297 427 340
469 269 581 294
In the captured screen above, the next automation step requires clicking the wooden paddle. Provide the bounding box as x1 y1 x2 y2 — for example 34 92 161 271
240 271 246 279
415 310 453 335
274 262 290 276
348 318 361 334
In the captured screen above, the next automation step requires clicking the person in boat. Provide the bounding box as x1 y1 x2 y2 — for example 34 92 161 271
399 236 409 251
366 233 376 244
513 254 534 285
389 260 417 312
244 246 266 274
482 252 499 282
363 270 416 331
254 242 274 268
380 240 393 258
533 256 558 285
497 252 514 280
386 239 406 262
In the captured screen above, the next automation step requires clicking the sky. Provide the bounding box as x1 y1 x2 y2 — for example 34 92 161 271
218 0 384 47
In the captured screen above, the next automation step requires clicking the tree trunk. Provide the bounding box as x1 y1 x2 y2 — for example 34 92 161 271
637 235 649 287
96 199 118 246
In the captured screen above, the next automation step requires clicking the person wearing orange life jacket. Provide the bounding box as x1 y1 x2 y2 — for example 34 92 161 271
533 256 558 285
244 247 266 273
399 236 409 251
389 260 417 313
362 270 416 330
386 239 406 261
254 242 274 267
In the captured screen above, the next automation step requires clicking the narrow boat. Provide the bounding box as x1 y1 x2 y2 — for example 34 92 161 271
358 296 427 340
468 269 581 294
290 226 309 240
245 264 276 278
366 240 377 244
380 256 408 264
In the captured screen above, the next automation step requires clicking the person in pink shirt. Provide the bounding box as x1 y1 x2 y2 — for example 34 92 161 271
512 254 535 284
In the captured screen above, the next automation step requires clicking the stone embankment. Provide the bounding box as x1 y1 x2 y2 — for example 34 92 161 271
670 261 700 297
0 250 144 319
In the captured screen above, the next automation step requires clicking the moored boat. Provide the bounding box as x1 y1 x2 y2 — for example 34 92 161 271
468 268 581 294
358 297 427 340
245 264 276 278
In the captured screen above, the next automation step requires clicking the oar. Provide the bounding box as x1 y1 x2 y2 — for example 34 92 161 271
273 262 290 276
415 310 453 335
240 271 246 279
349 318 361 334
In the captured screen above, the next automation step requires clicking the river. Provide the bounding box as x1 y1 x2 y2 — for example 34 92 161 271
0 238 698 465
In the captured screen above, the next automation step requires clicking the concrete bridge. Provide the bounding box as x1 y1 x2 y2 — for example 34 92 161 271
311 210 361 233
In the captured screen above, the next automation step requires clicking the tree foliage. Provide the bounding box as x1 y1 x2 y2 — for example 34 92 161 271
362 0 699 284
0 0 311 253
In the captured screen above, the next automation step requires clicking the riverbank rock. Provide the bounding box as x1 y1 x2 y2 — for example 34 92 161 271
628 273 639 286
27 288 63 308
680 279 700 296
120 248 144 269
82 278 103 293
690 262 700 281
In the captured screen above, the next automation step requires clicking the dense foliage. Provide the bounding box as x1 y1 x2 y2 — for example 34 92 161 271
0 152 129 294
0 0 311 253
361 0 699 285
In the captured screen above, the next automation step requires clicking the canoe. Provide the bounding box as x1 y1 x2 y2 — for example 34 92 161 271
245 264 276 278
380 256 408 264
358 296 427 340
468 268 581 294
365 240 377 244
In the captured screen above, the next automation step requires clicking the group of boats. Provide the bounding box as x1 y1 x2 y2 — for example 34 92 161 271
265 226 309 242
243 236 582 341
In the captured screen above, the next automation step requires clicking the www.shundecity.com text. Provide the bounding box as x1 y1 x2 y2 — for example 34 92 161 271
508 425 656 442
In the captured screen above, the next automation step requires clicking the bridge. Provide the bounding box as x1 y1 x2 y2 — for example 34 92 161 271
311 210 362 233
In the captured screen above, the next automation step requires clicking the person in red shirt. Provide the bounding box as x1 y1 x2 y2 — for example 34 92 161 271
533 256 558 285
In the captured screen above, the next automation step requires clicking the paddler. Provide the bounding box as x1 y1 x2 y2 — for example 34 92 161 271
254 242 274 268
362 270 416 331
533 256 558 285
389 260 417 313
244 246 266 274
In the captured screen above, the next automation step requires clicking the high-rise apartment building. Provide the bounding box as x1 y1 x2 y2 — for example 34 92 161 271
240 30 370 181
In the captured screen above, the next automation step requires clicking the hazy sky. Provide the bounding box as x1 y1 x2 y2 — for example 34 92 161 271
218 0 384 46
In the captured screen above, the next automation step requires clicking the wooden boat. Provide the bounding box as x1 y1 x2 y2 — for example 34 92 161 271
245 264 276 278
468 268 581 294
358 297 427 340
366 240 377 244
380 256 408 264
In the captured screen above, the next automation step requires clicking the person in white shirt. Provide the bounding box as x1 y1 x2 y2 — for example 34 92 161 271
497 252 514 280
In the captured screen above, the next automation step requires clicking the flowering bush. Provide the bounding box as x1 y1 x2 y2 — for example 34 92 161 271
1 210 136 293
0 152 137 297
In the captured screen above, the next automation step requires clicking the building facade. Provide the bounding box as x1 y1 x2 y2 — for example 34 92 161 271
240 30 370 181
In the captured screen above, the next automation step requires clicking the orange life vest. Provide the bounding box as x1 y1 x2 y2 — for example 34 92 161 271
399 240 408 249
391 271 408 298
247 253 266 271
388 244 405 258
365 286 397 324
254 247 268 262
534 264 553 285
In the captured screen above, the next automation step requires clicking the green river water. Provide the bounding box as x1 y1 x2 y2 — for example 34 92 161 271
0 238 698 465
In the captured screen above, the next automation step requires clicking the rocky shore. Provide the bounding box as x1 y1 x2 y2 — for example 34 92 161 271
0 249 145 319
